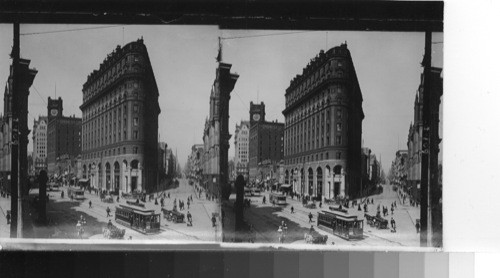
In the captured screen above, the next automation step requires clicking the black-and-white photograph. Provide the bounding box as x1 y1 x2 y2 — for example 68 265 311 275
0 24 443 248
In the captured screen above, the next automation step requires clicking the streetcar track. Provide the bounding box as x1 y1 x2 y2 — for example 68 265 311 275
244 194 409 246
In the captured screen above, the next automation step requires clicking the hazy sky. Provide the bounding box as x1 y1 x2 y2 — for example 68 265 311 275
0 24 443 172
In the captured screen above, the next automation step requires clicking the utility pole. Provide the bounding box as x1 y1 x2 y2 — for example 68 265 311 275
10 22 20 238
420 31 432 247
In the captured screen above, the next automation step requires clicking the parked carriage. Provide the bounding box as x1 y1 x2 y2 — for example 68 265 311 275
162 208 185 223
304 228 328 244
364 213 388 229
102 223 126 239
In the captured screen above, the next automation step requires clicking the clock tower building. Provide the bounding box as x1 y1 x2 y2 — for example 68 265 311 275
47 97 62 120
46 96 82 176
249 101 265 127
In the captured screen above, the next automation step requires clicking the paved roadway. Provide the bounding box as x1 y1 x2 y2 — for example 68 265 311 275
0 178 221 242
230 183 420 247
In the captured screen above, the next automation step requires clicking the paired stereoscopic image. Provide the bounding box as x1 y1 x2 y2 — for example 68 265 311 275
0 25 443 248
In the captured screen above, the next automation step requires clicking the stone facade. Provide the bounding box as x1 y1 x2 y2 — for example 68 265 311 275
80 38 161 193
248 112 284 182
390 150 408 186
0 58 37 192
282 43 364 200
46 97 82 177
406 67 443 201
202 62 239 196
234 121 250 179
188 144 204 180
32 116 48 175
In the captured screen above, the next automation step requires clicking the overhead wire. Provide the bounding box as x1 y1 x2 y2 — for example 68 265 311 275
32 86 48 106
20 25 123 36
221 31 320 40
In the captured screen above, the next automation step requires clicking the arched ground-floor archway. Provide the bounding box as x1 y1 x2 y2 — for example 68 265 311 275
81 155 146 194
308 168 313 196
316 167 323 200
113 161 120 193
284 161 347 200
105 162 111 191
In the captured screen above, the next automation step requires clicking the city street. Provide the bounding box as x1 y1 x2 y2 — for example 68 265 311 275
224 183 420 247
0 178 222 242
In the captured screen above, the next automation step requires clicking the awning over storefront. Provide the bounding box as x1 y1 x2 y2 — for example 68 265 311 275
280 184 292 188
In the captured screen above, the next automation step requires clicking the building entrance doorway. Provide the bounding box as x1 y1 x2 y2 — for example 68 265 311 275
308 168 313 196
334 182 340 197
316 167 323 200
131 177 137 192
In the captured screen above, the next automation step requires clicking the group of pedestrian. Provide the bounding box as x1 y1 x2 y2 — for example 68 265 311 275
277 221 288 243
76 219 85 239
1 189 10 198
382 206 389 217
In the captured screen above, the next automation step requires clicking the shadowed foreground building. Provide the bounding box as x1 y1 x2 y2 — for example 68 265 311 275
0 58 37 193
80 38 160 193
202 62 239 198
283 43 364 200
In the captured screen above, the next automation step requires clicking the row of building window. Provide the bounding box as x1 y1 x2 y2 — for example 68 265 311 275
83 55 141 102
286 151 342 165
286 60 345 106
83 146 139 160
82 102 140 151
83 95 140 121
285 108 343 156
286 87 343 125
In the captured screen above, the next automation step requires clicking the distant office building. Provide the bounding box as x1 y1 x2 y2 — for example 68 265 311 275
248 102 284 182
390 150 408 186
188 144 204 180
32 116 48 174
46 97 82 178
234 121 250 179
282 43 364 200
80 38 161 193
